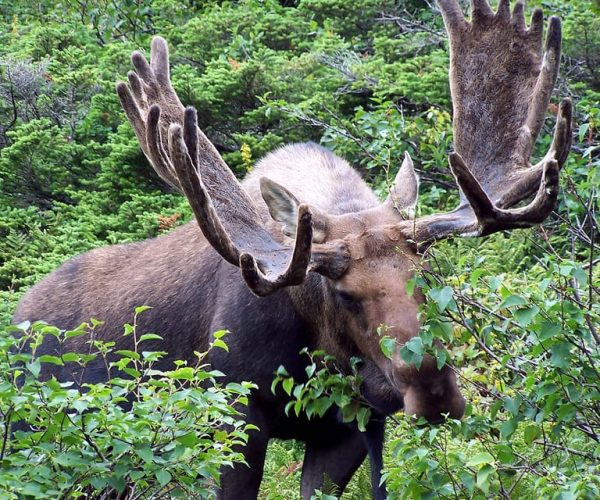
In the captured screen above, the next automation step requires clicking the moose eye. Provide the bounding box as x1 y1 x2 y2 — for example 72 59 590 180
335 290 361 312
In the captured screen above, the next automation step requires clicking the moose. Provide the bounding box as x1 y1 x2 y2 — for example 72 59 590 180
13 0 571 498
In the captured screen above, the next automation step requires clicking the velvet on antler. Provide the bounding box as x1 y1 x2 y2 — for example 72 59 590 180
116 38 348 296
405 0 572 242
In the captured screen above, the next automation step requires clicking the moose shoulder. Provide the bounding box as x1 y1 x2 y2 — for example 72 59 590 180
13 1 572 499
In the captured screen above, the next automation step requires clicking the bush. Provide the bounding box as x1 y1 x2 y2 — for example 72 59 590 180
0 309 255 498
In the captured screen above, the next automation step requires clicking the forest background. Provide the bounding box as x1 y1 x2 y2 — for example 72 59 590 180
0 0 599 498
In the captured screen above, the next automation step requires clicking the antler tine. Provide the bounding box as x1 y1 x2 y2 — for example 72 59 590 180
546 98 573 168
117 81 181 191
437 0 467 35
529 9 544 45
164 112 240 266
240 205 314 297
498 97 572 209
145 101 182 191
518 16 562 160
511 0 526 31
496 0 510 21
150 36 171 85
471 0 494 23
449 153 559 235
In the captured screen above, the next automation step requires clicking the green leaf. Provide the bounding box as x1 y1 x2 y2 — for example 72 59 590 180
212 339 229 351
115 349 140 360
573 266 588 285
135 445 154 463
135 305 152 315
356 407 371 432
156 469 172 487
177 432 199 448
313 397 333 417
434 348 447 369
523 424 541 444
276 365 289 377
282 377 294 396
538 321 562 342
476 464 494 493
61 352 80 362
26 360 41 378
429 286 454 312
294 399 302 416
514 305 539 327
578 122 590 143
380 336 396 359
138 333 163 343
213 330 228 339
550 342 571 368
496 445 515 464
498 294 526 309
469 268 486 287
270 378 280 395
467 452 494 467
107 476 126 493
400 337 424 368
168 367 194 380
38 355 64 366
503 396 521 416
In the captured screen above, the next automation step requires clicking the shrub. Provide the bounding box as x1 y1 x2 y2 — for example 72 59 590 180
0 309 255 498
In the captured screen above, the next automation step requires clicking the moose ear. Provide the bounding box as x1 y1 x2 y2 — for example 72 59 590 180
260 177 329 243
386 152 419 214
260 177 300 239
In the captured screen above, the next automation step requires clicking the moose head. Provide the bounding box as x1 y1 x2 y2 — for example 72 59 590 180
116 0 571 424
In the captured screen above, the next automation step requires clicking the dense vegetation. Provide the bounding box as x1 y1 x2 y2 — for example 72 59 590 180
1 0 598 498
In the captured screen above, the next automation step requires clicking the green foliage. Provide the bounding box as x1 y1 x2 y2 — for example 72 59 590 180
272 349 371 432
383 256 600 498
382 157 600 497
0 119 102 206
0 311 255 498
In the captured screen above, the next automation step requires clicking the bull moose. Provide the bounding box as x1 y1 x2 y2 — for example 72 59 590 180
13 0 572 498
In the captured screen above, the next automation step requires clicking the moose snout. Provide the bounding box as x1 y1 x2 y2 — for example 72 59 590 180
388 358 466 424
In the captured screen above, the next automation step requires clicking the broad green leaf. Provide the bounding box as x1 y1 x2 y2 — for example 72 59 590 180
212 339 229 351
38 355 64 366
282 377 294 396
466 452 494 467
524 424 541 444
138 333 163 343
429 286 454 312
498 294 526 309
156 470 172 487
514 305 539 327
380 336 396 359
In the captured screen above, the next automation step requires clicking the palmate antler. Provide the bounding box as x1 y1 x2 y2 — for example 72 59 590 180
407 0 573 241
116 38 346 296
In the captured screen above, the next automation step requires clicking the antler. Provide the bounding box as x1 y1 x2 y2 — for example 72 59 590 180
409 0 572 242
116 37 332 296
